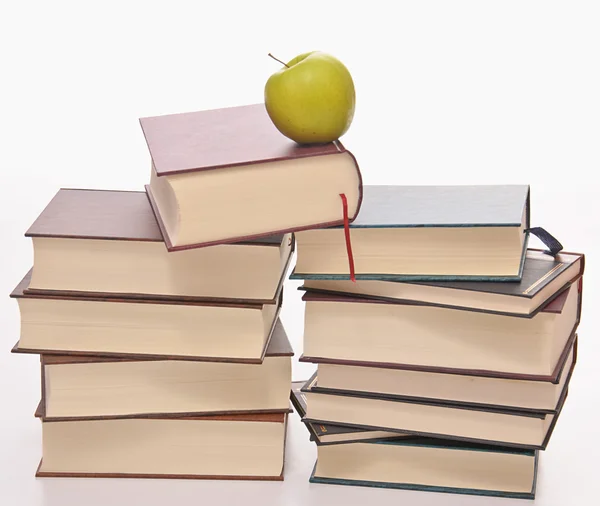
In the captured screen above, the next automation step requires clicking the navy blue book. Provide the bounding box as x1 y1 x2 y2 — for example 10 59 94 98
291 185 531 281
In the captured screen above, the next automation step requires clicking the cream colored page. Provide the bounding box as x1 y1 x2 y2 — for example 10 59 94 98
30 237 283 300
304 299 556 374
316 443 534 493
307 392 546 446
19 299 265 358
45 357 291 417
170 153 360 245
41 419 285 476
318 346 573 410
295 226 522 275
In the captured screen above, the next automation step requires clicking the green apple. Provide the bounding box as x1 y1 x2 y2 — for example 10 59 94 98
264 51 355 144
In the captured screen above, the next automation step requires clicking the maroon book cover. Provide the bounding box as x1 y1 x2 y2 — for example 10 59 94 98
139 103 363 251
25 188 284 245
140 103 355 176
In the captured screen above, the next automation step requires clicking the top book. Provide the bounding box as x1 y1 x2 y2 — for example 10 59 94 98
140 103 363 251
292 184 531 281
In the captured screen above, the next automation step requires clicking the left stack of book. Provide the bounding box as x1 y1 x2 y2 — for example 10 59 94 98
10 188 295 480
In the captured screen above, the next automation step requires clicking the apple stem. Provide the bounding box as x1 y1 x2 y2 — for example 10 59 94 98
268 53 289 68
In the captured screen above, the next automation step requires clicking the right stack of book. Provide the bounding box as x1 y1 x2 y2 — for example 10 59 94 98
290 184 585 500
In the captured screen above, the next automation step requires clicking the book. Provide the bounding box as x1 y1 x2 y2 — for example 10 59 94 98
291 380 404 444
300 279 581 379
313 337 576 413
41 320 293 420
291 382 538 498
301 362 573 450
300 249 584 317
34 401 287 480
11 270 282 362
139 103 363 250
25 189 293 303
309 440 538 500
291 184 531 281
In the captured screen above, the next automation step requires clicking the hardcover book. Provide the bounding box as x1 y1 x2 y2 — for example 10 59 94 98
139 103 363 250
291 184 531 281
301 279 582 380
34 402 287 480
24 189 293 303
309 439 538 500
12 270 282 362
41 320 293 421
312 337 577 413
291 383 538 498
301 357 574 450
300 249 584 317
290 381 403 444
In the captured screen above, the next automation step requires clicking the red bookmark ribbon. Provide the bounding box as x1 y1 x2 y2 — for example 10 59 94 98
340 193 356 283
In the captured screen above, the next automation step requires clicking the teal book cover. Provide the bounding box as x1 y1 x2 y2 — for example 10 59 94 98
292 184 531 282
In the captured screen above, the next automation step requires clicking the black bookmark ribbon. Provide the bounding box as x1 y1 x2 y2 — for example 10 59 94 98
525 227 563 256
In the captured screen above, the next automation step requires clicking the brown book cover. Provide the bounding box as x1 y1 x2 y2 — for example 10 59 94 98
38 319 294 421
300 278 582 383
34 403 287 480
34 399 287 423
35 464 285 481
139 103 355 177
25 188 285 246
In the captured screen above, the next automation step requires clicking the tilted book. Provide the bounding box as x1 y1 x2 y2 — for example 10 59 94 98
24 188 294 303
291 381 403 445
12 270 282 363
291 184 531 281
300 278 582 381
301 346 575 451
291 383 538 499
140 103 363 250
312 336 577 414
300 249 584 317
40 319 293 421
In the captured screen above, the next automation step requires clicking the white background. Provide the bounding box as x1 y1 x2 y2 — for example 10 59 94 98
1 1 599 504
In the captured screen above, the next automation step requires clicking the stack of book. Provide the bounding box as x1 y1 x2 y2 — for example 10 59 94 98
290 185 585 499
10 103 363 480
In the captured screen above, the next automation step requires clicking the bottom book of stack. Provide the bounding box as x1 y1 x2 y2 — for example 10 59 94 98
291 382 538 499
35 400 288 480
